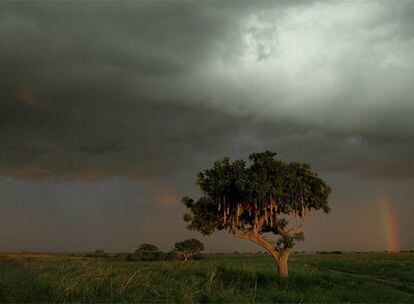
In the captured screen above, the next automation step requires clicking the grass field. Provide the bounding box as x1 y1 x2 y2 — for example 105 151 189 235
0 252 413 303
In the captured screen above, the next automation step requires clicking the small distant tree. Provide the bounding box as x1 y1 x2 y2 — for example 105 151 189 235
129 243 163 261
174 239 204 261
182 151 331 276
138 244 158 251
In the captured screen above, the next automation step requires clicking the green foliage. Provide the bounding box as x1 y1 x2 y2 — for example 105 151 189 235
183 151 332 251
128 243 164 261
164 251 179 261
138 243 159 252
277 232 305 250
174 239 204 260
126 244 184 262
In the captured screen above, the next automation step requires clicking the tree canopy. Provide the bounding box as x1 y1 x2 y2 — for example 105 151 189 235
174 239 204 261
138 244 159 252
129 243 163 261
182 151 331 276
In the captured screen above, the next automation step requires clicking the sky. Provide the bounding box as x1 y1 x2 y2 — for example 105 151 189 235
0 1 413 253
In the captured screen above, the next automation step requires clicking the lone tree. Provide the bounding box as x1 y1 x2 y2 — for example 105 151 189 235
174 239 204 261
182 151 331 276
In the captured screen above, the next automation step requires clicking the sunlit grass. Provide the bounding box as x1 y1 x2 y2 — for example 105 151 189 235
0 253 413 303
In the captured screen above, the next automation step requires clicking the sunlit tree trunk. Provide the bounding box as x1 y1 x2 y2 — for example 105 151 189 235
232 231 291 277
267 248 289 277
276 251 289 277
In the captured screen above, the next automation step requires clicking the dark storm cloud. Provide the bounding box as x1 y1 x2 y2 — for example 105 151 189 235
1 1 414 253
1 0 414 183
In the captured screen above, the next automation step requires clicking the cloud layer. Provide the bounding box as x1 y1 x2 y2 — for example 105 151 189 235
1 1 414 252
1 1 414 183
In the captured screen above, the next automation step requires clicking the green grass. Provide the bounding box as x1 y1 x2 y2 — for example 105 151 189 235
297 252 414 283
0 253 413 303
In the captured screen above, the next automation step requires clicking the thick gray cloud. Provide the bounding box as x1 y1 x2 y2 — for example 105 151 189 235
1 1 413 183
1 1 414 252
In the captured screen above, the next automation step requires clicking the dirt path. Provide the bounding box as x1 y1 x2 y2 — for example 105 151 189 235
320 267 414 294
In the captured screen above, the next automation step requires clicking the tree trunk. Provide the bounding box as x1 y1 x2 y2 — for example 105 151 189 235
277 252 289 277
231 232 291 277
267 248 289 277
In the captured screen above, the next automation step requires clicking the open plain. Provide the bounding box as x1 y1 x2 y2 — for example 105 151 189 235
0 252 413 303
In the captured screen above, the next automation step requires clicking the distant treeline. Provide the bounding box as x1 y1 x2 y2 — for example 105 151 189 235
84 239 204 262
126 243 185 262
83 248 185 261
80 248 414 260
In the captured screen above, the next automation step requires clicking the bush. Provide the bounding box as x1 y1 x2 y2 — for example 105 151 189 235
127 243 164 261
164 251 179 261
138 244 159 252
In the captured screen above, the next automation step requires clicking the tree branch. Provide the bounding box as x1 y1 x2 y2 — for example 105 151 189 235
286 224 303 235
232 231 253 240
277 224 303 237
232 230 280 258
238 226 253 233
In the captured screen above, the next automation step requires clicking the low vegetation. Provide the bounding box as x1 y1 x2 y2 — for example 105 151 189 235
0 252 413 303
126 240 204 262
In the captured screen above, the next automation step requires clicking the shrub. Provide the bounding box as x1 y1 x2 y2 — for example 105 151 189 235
164 251 179 261
128 243 164 261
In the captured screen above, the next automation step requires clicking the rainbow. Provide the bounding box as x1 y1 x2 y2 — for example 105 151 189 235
381 198 400 252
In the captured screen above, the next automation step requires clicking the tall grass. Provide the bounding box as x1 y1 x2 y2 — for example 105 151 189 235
0 253 413 303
